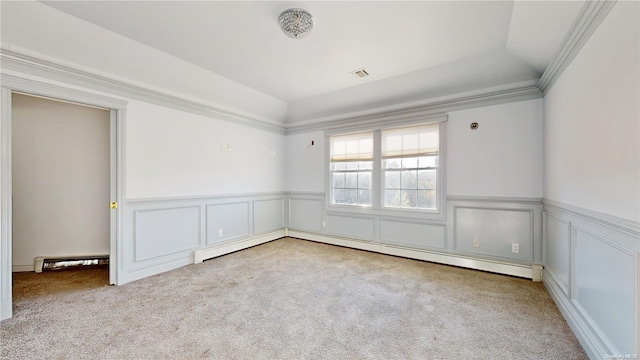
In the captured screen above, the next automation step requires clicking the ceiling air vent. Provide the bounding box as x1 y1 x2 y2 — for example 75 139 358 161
351 69 370 79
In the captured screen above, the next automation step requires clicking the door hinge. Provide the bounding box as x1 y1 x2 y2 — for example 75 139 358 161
110 201 118 209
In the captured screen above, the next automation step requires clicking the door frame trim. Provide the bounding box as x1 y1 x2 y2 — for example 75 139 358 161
0 75 127 320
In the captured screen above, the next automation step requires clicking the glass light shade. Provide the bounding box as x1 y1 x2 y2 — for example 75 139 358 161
279 8 313 39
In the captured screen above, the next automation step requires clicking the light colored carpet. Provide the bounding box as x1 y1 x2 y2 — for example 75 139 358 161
1 237 586 359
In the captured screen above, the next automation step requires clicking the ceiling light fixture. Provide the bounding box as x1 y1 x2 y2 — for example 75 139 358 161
279 8 313 39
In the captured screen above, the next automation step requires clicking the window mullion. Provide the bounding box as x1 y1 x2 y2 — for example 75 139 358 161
372 130 382 209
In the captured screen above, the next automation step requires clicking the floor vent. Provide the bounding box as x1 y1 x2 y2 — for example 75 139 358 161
34 255 109 273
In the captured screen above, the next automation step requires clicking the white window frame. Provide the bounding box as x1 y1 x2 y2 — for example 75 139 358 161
325 117 447 221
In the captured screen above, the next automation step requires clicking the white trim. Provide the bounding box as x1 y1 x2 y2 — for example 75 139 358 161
193 230 285 264
1 299 11 322
543 198 640 235
0 49 285 135
0 88 12 321
1 74 128 110
322 113 447 136
12 265 34 273
325 121 447 223
538 1 617 95
634 252 640 354
448 195 542 205
127 191 286 204
289 230 536 279
0 76 125 320
287 85 539 134
543 270 610 359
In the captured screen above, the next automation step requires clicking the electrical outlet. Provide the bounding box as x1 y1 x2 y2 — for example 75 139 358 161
218 229 223 238
473 238 480 248
512 243 519 253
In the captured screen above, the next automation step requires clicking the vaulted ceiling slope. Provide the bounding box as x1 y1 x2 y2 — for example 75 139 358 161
2 1 585 124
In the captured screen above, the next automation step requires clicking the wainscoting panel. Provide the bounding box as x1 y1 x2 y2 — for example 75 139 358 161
120 192 287 285
453 207 533 262
379 219 446 250
288 196 324 232
542 200 639 359
543 212 571 296
574 227 635 354
134 206 201 262
326 213 375 241
206 202 250 245
253 198 284 235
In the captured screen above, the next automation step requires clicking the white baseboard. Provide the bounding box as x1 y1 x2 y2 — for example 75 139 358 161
12 265 34 273
543 270 613 359
289 230 537 280
194 230 286 264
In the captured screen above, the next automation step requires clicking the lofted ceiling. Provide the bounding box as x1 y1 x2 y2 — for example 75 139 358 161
8 1 586 123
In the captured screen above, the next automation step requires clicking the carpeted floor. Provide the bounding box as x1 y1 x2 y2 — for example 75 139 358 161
1 237 587 359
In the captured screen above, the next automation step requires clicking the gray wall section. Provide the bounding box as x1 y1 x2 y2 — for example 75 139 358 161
253 199 284 234
121 193 285 283
288 192 543 264
135 206 200 262
207 202 250 245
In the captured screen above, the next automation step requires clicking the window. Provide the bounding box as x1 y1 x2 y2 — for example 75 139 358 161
382 125 439 210
330 132 373 206
329 122 442 213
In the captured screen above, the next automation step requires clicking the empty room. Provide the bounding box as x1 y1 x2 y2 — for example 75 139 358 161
0 1 638 359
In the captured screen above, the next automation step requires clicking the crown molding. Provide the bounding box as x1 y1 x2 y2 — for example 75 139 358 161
1 74 128 110
0 49 286 134
537 0 617 95
286 84 541 135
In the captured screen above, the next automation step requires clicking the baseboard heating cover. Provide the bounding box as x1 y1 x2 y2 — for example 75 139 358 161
194 230 286 264
34 255 109 273
288 230 542 281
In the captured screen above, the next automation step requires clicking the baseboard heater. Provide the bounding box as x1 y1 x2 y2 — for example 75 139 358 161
34 255 109 273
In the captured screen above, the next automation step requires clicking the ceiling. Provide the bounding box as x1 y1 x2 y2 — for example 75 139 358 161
40 1 585 107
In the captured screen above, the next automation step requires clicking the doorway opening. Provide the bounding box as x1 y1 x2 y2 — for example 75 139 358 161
1 84 125 321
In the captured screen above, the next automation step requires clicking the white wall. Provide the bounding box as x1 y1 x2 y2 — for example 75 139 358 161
543 1 639 222
126 101 285 199
541 2 639 357
285 131 325 193
448 99 543 198
286 99 544 199
12 93 111 269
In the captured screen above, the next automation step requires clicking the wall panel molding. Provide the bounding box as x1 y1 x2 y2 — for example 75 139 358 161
447 198 543 264
288 193 325 233
120 192 287 285
542 211 571 296
253 198 285 235
206 202 250 245
543 200 639 358
134 206 201 263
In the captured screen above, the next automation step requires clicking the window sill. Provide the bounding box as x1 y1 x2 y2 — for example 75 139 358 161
326 203 445 223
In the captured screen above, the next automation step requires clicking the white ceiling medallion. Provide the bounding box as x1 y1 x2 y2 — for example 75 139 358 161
279 8 313 39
